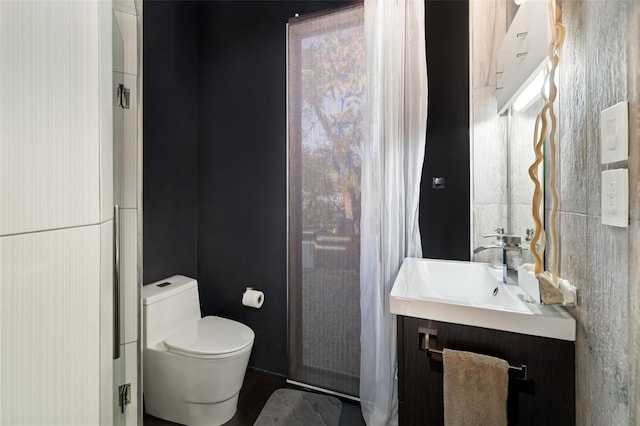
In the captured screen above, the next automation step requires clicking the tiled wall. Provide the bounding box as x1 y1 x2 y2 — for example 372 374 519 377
471 0 640 423
557 0 639 423
627 4 640 423
0 1 112 424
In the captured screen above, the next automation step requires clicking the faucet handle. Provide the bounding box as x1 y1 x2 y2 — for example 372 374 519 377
481 233 521 246
481 227 505 239
525 228 535 241
481 234 502 240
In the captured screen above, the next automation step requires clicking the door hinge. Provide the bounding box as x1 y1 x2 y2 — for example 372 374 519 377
118 383 131 414
117 84 130 109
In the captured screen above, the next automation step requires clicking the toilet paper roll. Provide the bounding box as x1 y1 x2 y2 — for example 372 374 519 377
242 288 264 309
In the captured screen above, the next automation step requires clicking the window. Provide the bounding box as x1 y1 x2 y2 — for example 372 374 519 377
287 4 364 396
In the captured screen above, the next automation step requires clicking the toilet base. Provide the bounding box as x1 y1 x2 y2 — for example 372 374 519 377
147 393 239 426
144 343 252 426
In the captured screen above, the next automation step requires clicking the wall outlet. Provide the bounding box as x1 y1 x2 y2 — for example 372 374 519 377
600 102 628 164
601 168 628 227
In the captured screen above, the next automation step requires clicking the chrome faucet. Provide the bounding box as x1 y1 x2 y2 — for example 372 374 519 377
474 230 522 283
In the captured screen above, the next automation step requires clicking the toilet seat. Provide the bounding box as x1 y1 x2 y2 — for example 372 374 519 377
164 316 255 359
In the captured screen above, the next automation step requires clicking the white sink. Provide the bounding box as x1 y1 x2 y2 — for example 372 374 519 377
389 258 576 341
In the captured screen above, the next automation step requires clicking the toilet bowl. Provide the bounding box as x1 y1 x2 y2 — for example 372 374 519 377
143 275 254 426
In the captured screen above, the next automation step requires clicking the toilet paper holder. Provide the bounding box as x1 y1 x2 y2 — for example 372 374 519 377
242 287 264 308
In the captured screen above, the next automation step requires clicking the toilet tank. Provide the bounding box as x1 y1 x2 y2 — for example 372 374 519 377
143 275 201 348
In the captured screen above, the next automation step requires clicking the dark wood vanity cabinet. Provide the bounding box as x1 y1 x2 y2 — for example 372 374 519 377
397 316 575 425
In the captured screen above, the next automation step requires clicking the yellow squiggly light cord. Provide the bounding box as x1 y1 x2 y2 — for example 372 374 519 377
547 1 565 285
528 95 547 275
529 0 564 280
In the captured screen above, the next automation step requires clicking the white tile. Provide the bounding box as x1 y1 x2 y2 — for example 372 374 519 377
627 6 640 222
101 1 114 223
120 209 138 344
114 72 125 207
113 350 124 422
113 0 137 16
113 13 125 74
509 203 537 241
113 72 137 209
0 1 101 235
472 86 508 205
0 226 101 425
557 0 587 216
113 11 138 75
100 221 114 426
471 0 507 89
585 215 630 425
113 341 139 424
575 320 591 426
629 219 640 425
584 0 630 218
472 203 508 263
123 73 138 208
509 98 543 207
124 341 139 426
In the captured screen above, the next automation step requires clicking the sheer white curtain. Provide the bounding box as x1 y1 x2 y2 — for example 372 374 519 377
360 0 428 424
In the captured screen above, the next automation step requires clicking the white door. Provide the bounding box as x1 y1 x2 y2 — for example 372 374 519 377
0 1 115 424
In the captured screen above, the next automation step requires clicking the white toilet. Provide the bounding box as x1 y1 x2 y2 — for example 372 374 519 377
143 275 255 426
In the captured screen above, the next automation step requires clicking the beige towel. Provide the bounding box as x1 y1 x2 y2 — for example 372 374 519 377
443 348 509 426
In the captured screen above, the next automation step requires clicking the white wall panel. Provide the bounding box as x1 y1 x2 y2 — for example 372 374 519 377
124 341 138 426
100 221 114 426
113 72 138 209
113 11 138 75
114 72 125 207
113 14 125 74
0 226 101 425
0 1 101 235
113 0 137 17
120 209 138 344
113 341 139 424
123 73 138 208
100 1 114 223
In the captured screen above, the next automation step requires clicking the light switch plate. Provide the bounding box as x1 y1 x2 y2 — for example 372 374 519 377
601 168 628 227
600 102 628 164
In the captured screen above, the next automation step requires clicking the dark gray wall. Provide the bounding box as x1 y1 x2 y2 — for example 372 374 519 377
420 0 470 261
143 0 469 376
196 0 355 376
143 1 199 284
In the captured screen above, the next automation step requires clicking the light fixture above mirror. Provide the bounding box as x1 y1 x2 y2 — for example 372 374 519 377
496 0 550 114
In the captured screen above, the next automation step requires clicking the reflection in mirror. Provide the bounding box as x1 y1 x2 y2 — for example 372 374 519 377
507 97 544 255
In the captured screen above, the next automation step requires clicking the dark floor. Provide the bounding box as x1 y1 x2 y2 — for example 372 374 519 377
143 368 366 426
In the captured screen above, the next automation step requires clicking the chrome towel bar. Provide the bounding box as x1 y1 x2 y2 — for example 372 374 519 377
418 327 528 380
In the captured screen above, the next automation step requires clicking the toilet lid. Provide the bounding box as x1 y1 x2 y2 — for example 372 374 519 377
164 316 255 356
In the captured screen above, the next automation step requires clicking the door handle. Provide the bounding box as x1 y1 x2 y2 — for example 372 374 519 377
113 205 121 359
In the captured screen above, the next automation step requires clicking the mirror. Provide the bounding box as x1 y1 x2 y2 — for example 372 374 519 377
470 0 546 261
471 97 545 265
507 98 545 251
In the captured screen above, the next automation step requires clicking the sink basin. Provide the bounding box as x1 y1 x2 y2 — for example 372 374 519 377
389 258 576 341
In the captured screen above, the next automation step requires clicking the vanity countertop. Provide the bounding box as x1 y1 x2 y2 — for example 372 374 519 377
390 257 576 341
